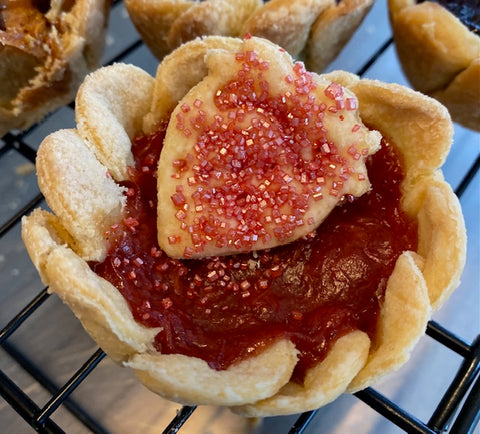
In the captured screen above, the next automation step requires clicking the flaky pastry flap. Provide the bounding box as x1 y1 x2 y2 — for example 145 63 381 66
22 209 159 363
430 58 480 132
306 0 374 72
242 0 333 57
167 0 262 50
402 175 466 310
388 0 479 93
347 251 430 392
233 330 370 417
36 129 126 262
123 0 198 60
388 0 480 131
76 64 155 182
22 36 466 415
126 339 298 406
124 0 373 74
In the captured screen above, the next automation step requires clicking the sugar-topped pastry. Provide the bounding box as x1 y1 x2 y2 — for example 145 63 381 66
157 37 380 258
22 36 466 415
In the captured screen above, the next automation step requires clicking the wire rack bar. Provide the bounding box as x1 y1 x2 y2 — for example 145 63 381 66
454 154 480 198
0 140 12 160
0 288 50 344
0 369 64 434
449 374 480 434
35 349 106 426
5 133 38 164
288 409 318 434
355 37 393 77
354 388 436 434
162 405 197 434
1 341 108 434
428 336 480 432
426 321 472 358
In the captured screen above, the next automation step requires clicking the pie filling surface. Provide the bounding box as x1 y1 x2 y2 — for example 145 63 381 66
89 42 418 383
91 127 417 382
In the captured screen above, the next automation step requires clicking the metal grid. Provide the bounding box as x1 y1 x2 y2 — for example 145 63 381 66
1 1 479 433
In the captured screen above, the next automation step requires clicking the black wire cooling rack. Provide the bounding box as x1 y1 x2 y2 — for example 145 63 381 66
1 1 479 433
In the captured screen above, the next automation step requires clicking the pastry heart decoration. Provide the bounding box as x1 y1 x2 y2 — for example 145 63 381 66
157 38 381 258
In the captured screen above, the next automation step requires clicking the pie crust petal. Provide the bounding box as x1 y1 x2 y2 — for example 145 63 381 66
76 64 156 182
126 339 298 406
233 330 370 416
36 129 126 262
124 0 373 73
347 251 430 392
22 209 159 363
388 0 480 131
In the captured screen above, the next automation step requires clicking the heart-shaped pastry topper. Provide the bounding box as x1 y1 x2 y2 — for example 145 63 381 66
157 38 381 258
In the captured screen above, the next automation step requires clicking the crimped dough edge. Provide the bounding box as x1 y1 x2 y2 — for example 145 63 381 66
0 0 111 137
124 0 374 73
22 36 466 415
388 0 480 131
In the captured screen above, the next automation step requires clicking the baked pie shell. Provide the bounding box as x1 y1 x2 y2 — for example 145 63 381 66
124 0 373 73
22 37 466 415
388 0 480 131
0 0 111 137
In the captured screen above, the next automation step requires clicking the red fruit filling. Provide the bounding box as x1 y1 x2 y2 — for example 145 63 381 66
92 127 417 383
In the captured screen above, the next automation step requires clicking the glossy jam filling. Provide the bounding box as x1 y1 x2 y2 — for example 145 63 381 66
91 129 417 382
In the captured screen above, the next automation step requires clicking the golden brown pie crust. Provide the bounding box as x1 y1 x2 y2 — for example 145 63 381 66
124 0 374 72
22 36 466 415
388 0 480 131
0 0 111 137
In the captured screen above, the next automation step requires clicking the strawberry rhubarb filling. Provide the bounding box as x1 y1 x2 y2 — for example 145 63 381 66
90 46 417 382
92 129 417 382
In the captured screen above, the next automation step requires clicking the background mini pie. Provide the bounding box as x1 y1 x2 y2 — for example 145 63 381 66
21 36 466 416
0 0 111 137
124 0 374 73
388 0 480 131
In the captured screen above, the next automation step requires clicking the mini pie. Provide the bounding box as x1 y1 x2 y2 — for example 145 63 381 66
22 36 466 416
388 0 480 131
124 0 374 72
0 0 111 137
